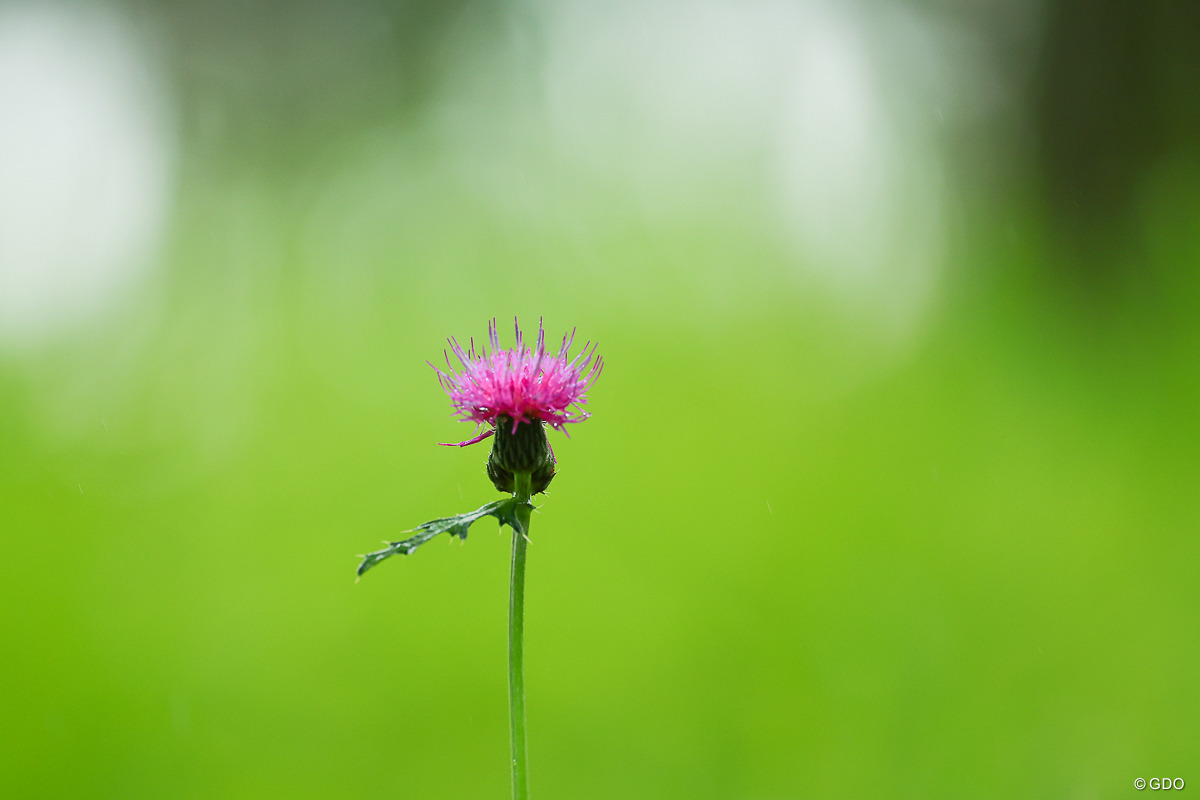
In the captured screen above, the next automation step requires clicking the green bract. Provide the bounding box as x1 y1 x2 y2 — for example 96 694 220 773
488 416 556 494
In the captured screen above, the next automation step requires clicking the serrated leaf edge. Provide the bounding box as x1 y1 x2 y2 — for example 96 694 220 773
356 498 532 579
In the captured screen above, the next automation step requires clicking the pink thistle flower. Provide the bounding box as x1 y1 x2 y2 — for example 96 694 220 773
431 318 603 447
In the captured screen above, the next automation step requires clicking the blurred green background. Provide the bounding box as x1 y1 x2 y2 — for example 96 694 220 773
1 1 1198 797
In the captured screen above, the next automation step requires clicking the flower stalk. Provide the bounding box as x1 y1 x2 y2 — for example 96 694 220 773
508 470 533 800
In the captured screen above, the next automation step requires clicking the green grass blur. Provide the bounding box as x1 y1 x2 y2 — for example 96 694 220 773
2 3 1199 798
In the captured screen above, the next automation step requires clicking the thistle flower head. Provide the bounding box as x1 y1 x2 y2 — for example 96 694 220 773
431 318 603 448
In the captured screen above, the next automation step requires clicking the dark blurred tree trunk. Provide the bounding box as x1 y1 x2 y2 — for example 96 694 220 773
1034 0 1200 281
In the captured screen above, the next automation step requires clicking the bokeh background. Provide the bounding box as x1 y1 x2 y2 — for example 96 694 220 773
2 0 1198 797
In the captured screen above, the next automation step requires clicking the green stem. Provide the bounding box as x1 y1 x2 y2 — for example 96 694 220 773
509 472 533 800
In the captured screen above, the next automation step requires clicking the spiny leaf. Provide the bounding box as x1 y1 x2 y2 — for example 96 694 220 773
356 498 530 578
